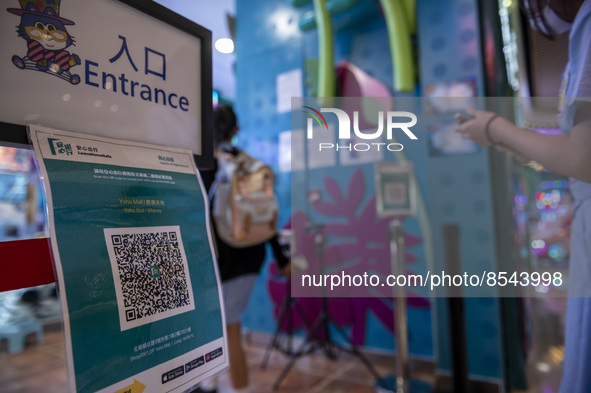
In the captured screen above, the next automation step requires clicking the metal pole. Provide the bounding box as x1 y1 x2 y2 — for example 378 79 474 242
442 224 470 393
390 219 409 393
314 226 336 358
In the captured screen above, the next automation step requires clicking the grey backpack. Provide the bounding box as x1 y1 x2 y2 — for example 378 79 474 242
210 147 278 248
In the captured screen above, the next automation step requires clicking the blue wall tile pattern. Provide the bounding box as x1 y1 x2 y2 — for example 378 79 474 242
235 0 504 381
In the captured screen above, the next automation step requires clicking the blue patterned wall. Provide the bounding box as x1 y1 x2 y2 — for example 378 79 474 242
417 0 504 381
235 0 504 382
235 0 304 338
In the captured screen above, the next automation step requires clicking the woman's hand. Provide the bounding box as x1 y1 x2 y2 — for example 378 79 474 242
456 107 535 163
455 107 500 147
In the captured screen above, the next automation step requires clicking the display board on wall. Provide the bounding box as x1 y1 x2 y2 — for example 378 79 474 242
29 125 227 393
0 0 213 168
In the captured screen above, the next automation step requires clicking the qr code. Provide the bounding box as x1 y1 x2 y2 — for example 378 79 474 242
104 226 195 331
384 183 408 205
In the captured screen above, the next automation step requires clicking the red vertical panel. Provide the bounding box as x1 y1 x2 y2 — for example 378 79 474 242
0 238 55 292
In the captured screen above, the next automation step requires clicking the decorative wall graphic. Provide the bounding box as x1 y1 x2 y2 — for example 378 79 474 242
291 169 427 299
267 168 429 347
268 269 428 346
1 0 213 166
7 0 82 84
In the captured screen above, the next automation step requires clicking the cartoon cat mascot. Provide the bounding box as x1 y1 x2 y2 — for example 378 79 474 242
7 0 81 84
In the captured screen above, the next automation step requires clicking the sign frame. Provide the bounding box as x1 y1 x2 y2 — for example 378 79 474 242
0 0 214 169
374 162 417 218
29 124 227 393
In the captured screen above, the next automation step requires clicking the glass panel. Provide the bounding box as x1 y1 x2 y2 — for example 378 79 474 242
0 146 47 241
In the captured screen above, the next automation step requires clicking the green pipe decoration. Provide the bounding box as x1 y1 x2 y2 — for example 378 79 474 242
298 0 359 31
379 0 415 92
313 0 335 98
401 0 416 34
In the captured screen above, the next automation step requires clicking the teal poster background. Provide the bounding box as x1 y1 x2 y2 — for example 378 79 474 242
43 159 223 392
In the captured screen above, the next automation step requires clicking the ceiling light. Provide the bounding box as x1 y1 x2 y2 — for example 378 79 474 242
215 38 234 54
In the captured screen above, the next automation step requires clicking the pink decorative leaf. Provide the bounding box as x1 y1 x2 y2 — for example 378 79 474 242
273 169 432 345
406 295 431 308
404 232 423 248
323 246 347 268
345 168 365 211
324 176 344 203
268 260 281 276
405 252 418 263
313 201 348 217
268 278 287 304
359 197 379 224
362 298 394 333
324 223 356 237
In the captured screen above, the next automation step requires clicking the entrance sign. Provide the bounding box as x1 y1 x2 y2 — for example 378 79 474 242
1 0 213 168
29 125 227 393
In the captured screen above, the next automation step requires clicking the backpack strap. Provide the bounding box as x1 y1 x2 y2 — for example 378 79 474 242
208 175 220 204
208 144 245 203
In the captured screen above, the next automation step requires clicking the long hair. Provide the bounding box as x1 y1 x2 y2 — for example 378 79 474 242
519 0 581 39
213 104 238 147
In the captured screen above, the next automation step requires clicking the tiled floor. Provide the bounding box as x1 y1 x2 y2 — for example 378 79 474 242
0 325 433 393
0 325 68 393
0 322 567 393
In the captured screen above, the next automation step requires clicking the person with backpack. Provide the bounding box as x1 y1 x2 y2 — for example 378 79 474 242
196 104 290 393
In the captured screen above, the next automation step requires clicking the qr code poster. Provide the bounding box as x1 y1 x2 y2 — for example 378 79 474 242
104 226 196 331
30 126 227 393
384 183 408 206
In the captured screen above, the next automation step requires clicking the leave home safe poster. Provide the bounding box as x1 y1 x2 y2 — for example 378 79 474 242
29 125 227 393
